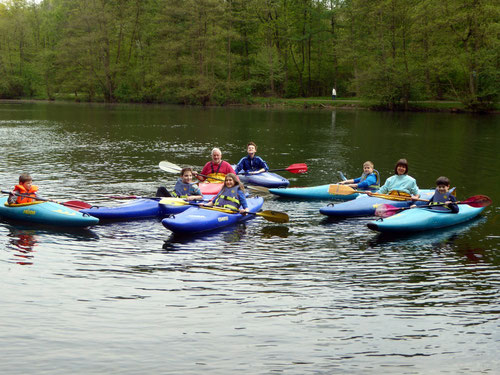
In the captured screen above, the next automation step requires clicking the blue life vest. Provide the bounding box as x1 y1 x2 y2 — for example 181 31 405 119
172 179 196 198
359 169 380 189
429 189 453 211
214 186 241 210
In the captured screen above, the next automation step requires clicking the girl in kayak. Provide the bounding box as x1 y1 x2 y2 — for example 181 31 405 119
235 142 269 175
8 173 40 204
419 176 458 213
204 173 249 214
156 168 203 201
369 159 419 200
337 161 380 190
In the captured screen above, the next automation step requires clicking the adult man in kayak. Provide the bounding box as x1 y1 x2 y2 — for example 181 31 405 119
368 158 419 200
196 147 236 183
234 142 269 175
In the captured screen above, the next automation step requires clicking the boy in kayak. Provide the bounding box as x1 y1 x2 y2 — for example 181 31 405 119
369 158 420 200
204 173 249 214
337 161 380 190
156 168 203 201
8 173 39 205
235 142 269 175
421 176 458 213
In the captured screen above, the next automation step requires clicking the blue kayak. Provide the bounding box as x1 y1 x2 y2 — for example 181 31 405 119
319 190 435 217
162 196 264 234
232 165 289 188
269 184 363 200
367 205 485 233
0 197 98 227
81 198 162 220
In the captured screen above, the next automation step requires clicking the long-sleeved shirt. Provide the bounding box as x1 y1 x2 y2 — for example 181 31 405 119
378 174 419 196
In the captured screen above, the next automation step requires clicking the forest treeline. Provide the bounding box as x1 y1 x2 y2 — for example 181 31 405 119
0 0 498 110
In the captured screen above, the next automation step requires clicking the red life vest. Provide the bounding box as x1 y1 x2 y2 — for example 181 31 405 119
13 184 39 204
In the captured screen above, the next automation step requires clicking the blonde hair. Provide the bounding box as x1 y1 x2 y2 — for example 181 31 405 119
363 161 374 168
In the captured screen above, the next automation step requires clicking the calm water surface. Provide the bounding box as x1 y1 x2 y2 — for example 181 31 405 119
0 102 499 374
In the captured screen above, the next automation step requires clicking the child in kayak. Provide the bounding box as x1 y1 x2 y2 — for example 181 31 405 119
235 142 269 175
369 158 420 200
421 176 458 213
156 167 203 201
8 173 40 205
204 173 249 214
337 161 380 190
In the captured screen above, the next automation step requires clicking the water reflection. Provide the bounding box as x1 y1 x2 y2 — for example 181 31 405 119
7 228 38 265
260 225 290 238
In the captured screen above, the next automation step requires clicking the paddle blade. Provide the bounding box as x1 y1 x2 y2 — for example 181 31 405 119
63 201 93 210
286 163 308 174
256 210 289 223
328 184 356 195
246 185 270 193
159 198 189 206
374 204 401 218
159 161 183 173
462 195 492 207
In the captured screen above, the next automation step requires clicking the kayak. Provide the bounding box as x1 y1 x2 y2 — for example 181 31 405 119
237 172 289 188
319 189 435 217
199 182 223 195
269 184 363 200
81 198 162 220
367 205 485 233
0 197 99 227
162 196 264 234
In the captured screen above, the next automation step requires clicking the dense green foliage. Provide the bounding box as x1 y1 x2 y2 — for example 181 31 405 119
0 0 498 110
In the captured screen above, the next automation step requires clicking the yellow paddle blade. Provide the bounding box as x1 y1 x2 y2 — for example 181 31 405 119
256 210 289 223
159 198 188 206
328 184 357 195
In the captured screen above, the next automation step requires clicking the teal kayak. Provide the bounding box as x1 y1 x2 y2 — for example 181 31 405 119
0 197 99 227
367 205 485 233
269 184 363 200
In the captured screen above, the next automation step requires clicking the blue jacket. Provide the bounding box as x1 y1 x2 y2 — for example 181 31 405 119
353 171 380 189
235 155 269 174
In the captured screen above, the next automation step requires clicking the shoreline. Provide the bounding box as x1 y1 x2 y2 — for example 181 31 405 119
1 98 498 114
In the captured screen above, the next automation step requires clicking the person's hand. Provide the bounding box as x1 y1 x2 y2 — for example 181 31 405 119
239 208 249 215
367 191 374 196
410 204 417 208
411 195 420 201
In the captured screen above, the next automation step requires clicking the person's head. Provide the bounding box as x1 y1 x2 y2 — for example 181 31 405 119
19 173 33 189
211 148 222 164
247 142 257 157
180 167 194 184
394 159 408 175
435 176 450 194
363 161 374 174
224 173 245 191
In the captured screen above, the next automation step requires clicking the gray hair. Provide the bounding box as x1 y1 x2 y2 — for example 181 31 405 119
211 148 222 156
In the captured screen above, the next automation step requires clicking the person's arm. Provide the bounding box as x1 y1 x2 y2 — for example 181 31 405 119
186 185 203 201
447 195 459 213
196 163 210 181
235 157 246 174
410 179 420 199
356 174 377 189
238 190 249 213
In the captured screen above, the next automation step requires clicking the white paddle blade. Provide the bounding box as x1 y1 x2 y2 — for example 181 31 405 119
159 161 183 173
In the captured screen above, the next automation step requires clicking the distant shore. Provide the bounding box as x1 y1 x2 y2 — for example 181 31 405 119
1 97 498 113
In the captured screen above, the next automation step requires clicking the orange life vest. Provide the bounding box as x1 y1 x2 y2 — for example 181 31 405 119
13 184 39 204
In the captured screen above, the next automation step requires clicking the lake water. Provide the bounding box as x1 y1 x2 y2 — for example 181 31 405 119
0 102 499 374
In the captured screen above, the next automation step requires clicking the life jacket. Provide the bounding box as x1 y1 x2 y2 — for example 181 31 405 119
172 179 193 198
214 186 241 211
359 170 380 189
13 184 39 204
429 189 453 211
207 163 226 183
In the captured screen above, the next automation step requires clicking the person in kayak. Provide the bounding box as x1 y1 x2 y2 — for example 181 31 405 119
419 176 459 213
369 158 419 200
235 142 269 175
8 173 40 205
156 167 203 201
196 147 236 183
203 173 249 214
337 161 380 190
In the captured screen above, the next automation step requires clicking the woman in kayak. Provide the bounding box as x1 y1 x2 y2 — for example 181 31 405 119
235 142 269 175
8 173 40 204
369 159 419 200
156 167 203 201
204 173 249 214
337 161 380 190
196 148 236 183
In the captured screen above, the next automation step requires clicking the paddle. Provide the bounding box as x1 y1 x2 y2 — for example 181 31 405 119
374 195 492 218
338 171 347 181
1 190 92 210
239 163 308 175
158 161 225 182
159 197 289 223
327 184 429 202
